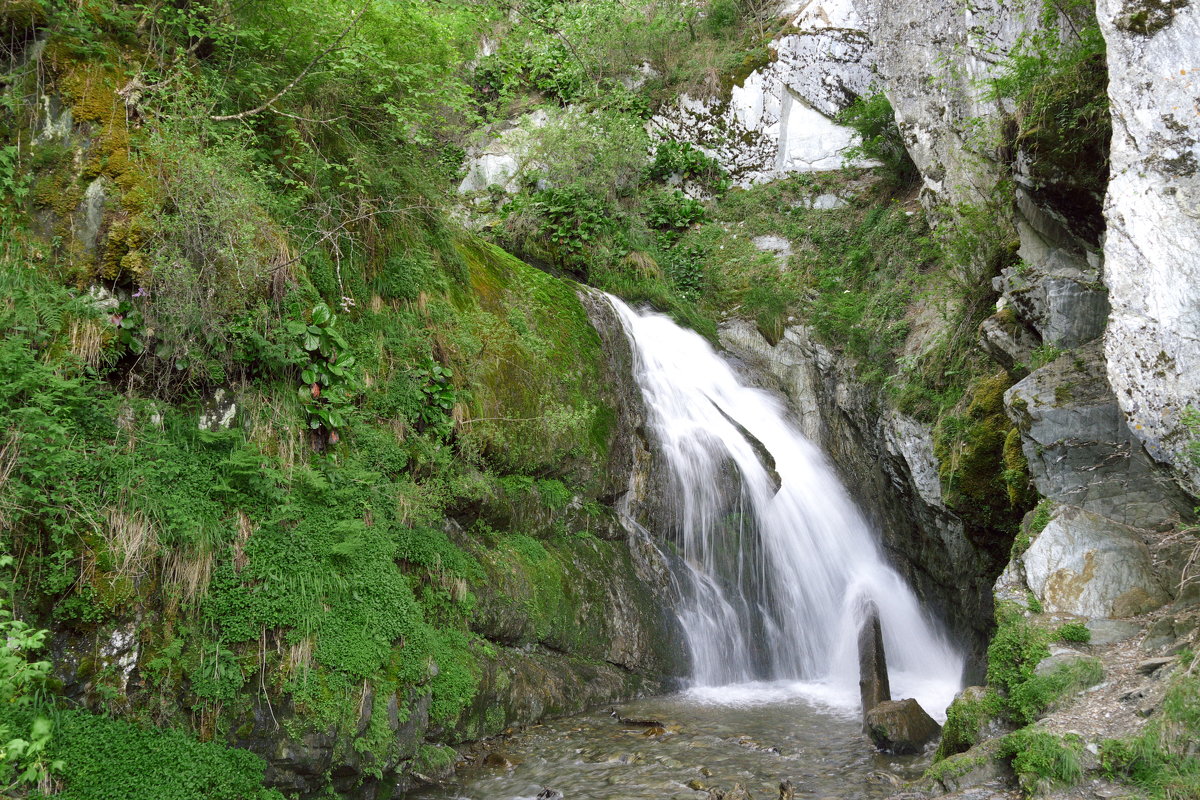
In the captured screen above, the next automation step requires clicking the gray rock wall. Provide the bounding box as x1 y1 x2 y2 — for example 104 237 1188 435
853 0 1036 209
1098 0 1200 495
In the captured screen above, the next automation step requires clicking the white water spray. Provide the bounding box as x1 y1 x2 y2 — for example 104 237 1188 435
609 295 963 718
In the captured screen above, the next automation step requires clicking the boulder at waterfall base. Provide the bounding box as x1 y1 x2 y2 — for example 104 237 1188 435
865 699 942 754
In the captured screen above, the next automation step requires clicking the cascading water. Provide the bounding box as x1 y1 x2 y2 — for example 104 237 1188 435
608 295 963 717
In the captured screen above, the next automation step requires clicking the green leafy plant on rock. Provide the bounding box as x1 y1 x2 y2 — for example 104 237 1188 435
838 92 918 190
287 303 358 441
1000 728 1084 795
0 555 62 793
414 358 457 436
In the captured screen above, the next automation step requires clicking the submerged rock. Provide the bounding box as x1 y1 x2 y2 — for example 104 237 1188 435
707 784 754 800
864 698 941 754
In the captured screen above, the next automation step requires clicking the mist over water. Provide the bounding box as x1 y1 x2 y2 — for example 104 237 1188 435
609 295 963 718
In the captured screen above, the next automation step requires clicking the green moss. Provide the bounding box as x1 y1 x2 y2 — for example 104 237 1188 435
413 743 457 775
935 372 1030 538
935 689 1004 760
1002 427 1034 507
444 236 614 484
926 753 988 785
33 710 283 800
1117 0 1190 36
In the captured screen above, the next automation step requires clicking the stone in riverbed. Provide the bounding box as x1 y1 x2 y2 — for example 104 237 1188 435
707 784 753 800
858 600 891 729
864 698 941 754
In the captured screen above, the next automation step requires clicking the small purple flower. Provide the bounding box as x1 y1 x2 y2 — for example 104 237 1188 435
132 286 149 299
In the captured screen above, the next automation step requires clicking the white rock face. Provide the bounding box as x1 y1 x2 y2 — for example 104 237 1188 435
1098 1 1200 494
457 110 549 195
852 0 1036 207
653 0 873 185
1020 505 1168 618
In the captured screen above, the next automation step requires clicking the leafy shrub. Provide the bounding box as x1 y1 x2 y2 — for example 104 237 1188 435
986 604 1050 705
288 303 359 439
838 92 918 189
645 141 728 193
645 189 706 234
0 555 59 792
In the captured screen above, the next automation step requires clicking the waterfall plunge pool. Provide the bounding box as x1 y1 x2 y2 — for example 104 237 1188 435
406 296 968 800
406 681 937 800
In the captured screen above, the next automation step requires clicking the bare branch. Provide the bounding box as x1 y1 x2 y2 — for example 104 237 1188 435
269 204 437 274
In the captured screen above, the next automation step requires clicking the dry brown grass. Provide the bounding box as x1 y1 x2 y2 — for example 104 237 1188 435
163 543 214 610
0 431 19 530
104 504 159 580
67 314 109 370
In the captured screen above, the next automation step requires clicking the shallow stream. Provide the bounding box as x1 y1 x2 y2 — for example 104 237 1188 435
408 682 932 800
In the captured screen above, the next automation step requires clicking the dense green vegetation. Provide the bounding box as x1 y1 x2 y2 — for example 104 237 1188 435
0 1 654 795
0 0 1163 797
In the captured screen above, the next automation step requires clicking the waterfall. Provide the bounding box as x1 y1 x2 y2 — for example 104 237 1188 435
608 295 963 717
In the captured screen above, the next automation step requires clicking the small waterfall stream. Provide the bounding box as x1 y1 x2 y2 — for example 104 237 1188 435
609 295 963 716
410 298 967 800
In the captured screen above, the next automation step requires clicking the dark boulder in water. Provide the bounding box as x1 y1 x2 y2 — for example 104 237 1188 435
864 698 941 754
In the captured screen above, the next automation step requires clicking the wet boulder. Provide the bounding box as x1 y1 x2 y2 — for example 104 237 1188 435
858 601 891 729
706 785 753 800
864 698 941 754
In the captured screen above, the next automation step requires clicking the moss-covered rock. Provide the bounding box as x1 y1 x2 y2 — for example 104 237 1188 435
934 371 1031 550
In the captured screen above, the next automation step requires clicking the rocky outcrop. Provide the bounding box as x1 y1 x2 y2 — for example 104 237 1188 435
852 0 1036 208
457 109 548 195
1006 505 1168 618
995 193 1109 351
1005 341 1192 530
652 0 873 186
1098 1 1200 495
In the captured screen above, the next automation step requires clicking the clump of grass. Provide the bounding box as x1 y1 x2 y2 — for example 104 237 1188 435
1055 621 1091 644
1000 728 1084 794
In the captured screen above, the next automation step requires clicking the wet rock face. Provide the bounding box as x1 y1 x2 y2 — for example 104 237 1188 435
1020 506 1168 618
1099 1 1200 494
857 602 891 725
864 698 941 754
718 320 998 678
